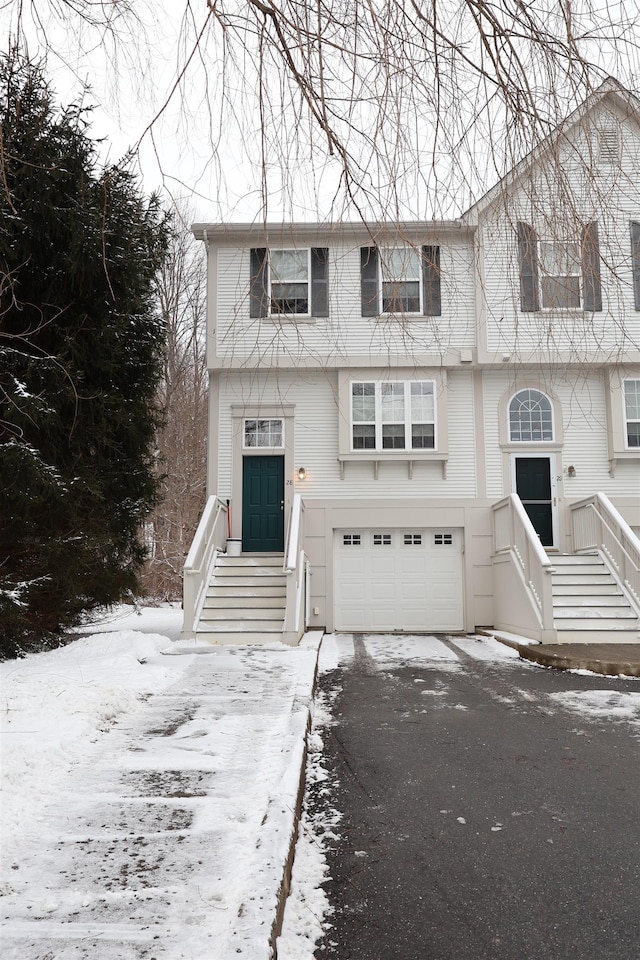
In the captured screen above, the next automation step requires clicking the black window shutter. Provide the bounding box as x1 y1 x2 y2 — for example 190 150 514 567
361 246 379 317
422 245 441 316
631 222 640 311
250 248 268 318
517 222 540 313
582 221 602 313
311 247 329 317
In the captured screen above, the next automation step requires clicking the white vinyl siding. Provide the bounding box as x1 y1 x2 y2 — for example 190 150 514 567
481 111 640 359
215 240 476 363
483 370 640 500
216 369 477 499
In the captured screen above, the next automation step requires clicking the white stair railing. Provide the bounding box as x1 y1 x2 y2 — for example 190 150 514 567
182 496 229 638
283 494 308 643
571 494 640 614
492 493 556 633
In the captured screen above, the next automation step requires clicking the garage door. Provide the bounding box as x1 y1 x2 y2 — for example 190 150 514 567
334 528 463 632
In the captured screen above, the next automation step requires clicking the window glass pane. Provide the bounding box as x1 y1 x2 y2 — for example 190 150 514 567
381 383 405 421
352 383 375 422
627 423 640 447
381 247 420 280
541 276 580 309
624 380 640 419
353 424 376 449
539 241 580 274
271 249 308 282
411 423 435 448
382 423 405 448
411 382 434 421
244 418 283 447
382 281 420 313
509 390 553 442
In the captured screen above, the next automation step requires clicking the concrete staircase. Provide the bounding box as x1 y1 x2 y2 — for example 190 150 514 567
196 554 286 644
551 554 640 642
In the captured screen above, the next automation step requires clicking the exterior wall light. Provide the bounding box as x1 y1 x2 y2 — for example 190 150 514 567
567 465 576 477
297 467 307 481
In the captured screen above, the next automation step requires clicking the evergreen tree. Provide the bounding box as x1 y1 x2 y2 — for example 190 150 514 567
0 52 170 657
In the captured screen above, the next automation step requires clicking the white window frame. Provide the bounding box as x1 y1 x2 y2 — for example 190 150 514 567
243 418 285 449
269 248 311 317
379 246 422 315
508 389 555 443
623 379 640 449
350 380 436 453
538 239 581 310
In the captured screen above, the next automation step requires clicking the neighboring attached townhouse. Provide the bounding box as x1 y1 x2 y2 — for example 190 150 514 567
182 79 640 646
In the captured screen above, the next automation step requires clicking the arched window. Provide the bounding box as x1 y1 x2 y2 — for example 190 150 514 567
509 389 553 442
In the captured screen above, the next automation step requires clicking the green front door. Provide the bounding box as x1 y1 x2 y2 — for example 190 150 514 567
242 455 285 552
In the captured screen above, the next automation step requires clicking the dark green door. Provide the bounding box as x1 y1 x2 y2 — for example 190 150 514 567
242 456 285 552
515 457 554 547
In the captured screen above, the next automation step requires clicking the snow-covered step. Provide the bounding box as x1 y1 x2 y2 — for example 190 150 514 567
200 608 284 623
194 631 286 645
555 628 640 643
216 554 283 567
194 552 287 643
203 595 286 609
547 551 640 643
552 582 622 596
209 575 286 589
197 618 285 631
554 613 637 627
552 595 630 608
551 573 616 586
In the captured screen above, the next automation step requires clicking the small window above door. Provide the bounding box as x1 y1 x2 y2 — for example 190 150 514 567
243 418 284 448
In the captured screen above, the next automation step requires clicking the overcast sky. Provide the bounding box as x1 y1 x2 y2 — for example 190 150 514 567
3 1 640 225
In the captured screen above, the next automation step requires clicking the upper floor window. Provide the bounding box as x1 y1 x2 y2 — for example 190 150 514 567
624 380 640 447
380 247 422 313
509 389 553 442
270 249 309 314
244 418 284 448
517 221 602 313
250 247 328 318
361 245 441 317
351 380 435 451
539 241 581 309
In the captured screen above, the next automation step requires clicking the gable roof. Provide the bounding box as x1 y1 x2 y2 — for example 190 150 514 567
462 78 640 225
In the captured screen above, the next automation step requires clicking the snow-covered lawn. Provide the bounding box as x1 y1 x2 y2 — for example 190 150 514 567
1 609 321 960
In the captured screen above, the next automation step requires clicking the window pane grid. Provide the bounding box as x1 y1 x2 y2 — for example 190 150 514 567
539 240 581 309
351 380 435 451
270 249 309 315
509 390 553 442
380 246 421 314
244 418 284 448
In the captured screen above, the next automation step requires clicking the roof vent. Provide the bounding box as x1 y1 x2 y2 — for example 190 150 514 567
599 128 620 164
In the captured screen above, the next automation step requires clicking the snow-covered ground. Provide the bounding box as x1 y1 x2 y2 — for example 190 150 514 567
1 608 321 959
3 621 639 960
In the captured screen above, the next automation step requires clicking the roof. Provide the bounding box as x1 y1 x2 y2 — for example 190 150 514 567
461 78 640 224
191 219 471 246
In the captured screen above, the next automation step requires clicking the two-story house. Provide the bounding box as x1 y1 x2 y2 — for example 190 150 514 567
182 79 640 646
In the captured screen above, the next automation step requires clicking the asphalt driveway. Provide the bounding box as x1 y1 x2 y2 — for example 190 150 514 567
310 634 640 960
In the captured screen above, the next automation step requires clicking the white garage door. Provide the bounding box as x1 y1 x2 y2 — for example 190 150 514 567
334 528 463 632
